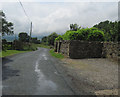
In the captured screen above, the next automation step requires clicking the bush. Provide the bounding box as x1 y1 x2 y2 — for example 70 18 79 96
63 30 77 40
47 32 58 45
55 35 63 41
2 39 7 51
62 30 71 40
13 40 24 50
76 28 90 40
55 27 105 41
87 30 104 41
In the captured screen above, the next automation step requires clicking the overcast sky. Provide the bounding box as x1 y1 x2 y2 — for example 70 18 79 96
0 0 118 36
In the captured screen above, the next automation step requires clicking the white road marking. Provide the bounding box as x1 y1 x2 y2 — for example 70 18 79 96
42 54 48 60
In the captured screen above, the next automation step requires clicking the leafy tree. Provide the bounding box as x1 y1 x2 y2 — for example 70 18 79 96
2 39 7 51
118 21 120 41
32 37 40 44
47 32 58 45
41 36 48 43
70 24 81 31
18 32 29 42
56 27 104 41
76 28 91 40
87 30 104 41
62 30 72 40
93 20 119 41
0 11 14 36
13 40 23 50
55 35 63 41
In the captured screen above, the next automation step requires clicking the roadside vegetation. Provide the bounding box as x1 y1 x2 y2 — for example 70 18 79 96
1 43 50 57
49 49 64 59
1 50 29 57
55 21 119 42
1 11 50 57
1 11 119 58
41 20 119 46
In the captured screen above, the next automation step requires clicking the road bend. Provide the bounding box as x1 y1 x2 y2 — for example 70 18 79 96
2 48 74 95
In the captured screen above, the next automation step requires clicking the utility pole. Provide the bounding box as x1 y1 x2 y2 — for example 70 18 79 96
29 22 32 43
30 22 32 38
15 34 16 50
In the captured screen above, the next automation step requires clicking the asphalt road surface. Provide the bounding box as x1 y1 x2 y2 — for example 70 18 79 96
2 48 74 95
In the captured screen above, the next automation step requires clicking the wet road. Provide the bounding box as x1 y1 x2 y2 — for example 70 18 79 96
2 48 74 95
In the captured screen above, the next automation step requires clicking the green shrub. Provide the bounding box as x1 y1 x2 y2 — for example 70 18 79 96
87 30 104 41
13 40 24 50
2 39 7 51
67 31 78 40
55 27 105 41
55 35 63 41
62 30 71 40
47 32 58 45
76 28 90 40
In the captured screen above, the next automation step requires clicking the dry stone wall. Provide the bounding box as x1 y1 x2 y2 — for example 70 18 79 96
54 40 70 57
54 40 119 61
69 41 103 59
102 42 119 61
59 40 70 57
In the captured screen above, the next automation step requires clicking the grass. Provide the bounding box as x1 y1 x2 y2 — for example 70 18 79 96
1 50 30 57
29 44 64 59
0 51 2 57
31 43 50 50
1 44 64 59
22 43 50 51
0 43 50 57
49 49 64 59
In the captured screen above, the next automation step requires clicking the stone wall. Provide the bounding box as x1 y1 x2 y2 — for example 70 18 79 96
69 41 103 59
54 40 119 61
102 42 119 61
60 40 70 57
54 40 70 57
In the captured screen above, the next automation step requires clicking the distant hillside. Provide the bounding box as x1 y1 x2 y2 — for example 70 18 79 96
2 35 44 42
2 35 18 42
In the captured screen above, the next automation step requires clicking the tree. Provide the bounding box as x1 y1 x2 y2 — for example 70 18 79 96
32 37 40 44
118 21 120 41
93 20 119 41
18 32 29 42
41 36 48 43
55 35 63 41
87 30 104 41
47 32 58 45
2 39 7 51
13 40 24 50
61 27 104 41
0 11 14 36
70 23 81 31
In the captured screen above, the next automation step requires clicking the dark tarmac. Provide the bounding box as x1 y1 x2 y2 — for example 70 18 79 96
2 48 74 95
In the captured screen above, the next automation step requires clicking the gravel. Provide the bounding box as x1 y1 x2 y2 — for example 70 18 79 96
56 58 118 95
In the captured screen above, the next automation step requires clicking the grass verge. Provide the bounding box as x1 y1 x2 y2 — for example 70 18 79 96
22 43 50 51
31 43 50 50
0 43 50 58
1 50 30 57
49 49 64 59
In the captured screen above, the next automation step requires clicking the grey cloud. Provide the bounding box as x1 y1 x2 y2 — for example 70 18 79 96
1 2 118 36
